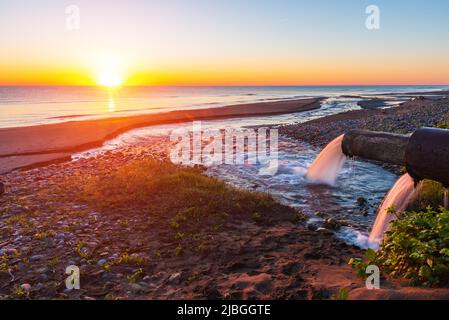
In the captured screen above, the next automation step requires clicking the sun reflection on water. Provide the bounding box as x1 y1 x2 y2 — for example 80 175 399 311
107 90 116 112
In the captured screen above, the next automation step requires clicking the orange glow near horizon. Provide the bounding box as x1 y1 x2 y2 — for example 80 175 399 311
1 41 449 87
1 52 449 87
2 73 449 87
1 58 449 87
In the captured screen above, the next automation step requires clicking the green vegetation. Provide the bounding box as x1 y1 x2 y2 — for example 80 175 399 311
62 159 302 254
127 268 144 283
113 252 147 266
12 285 27 299
349 249 377 279
48 256 60 271
409 180 446 211
350 147 449 287
378 207 449 286
74 242 91 260
34 230 56 240
436 122 449 130
351 207 449 287
333 288 349 300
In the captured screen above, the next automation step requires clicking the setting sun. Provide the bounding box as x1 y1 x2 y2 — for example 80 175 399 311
97 71 123 87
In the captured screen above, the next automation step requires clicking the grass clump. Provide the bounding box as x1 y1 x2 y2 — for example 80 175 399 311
408 180 445 211
63 159 301 253
114 252 147 266
78 160 293 222
333 288 349 300
436 122 449 130
127 268 144 283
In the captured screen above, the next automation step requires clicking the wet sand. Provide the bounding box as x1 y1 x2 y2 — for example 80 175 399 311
0 98 322 173
0 98 322 156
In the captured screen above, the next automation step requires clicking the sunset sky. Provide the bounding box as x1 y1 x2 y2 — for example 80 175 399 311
1 0 449 86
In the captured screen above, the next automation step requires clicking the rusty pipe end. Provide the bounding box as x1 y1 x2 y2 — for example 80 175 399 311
405 127 449 188
340 128 449 188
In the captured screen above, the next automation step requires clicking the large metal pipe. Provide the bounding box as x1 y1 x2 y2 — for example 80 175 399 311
342 130 410 166
406 128 449 187
341 128 449 187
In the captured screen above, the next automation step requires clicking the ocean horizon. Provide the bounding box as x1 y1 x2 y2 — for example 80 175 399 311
1 85 447 128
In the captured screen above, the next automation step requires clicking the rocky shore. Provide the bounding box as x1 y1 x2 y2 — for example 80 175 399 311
280 97 449 149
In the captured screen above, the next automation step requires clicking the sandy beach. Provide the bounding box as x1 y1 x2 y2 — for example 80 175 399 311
0 98 322 174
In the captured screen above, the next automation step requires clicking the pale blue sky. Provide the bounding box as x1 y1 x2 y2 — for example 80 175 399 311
1 0 448 85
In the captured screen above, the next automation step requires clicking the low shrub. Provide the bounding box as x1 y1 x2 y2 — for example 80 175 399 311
351 207 449 287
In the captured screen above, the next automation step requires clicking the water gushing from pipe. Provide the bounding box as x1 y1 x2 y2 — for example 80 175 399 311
368 174 416 248
306 135 346 186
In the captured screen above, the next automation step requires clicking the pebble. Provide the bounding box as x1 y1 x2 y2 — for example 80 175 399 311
307 223 319 232
55 233 65 240
4 248 19 256
36 266 49 273
20 283 31 294
39 274 49 282
324 218 341 230
129 283 144 293
317 227 333 235
168 272 182 285
33 283 44 291
109 254 119 260
357 197 368 206
97 259 107 267
30 254 45 262
101 273 113 280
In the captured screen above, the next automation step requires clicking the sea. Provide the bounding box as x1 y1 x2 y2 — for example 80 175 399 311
0 85 446 128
